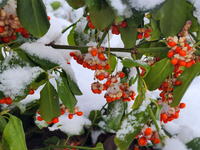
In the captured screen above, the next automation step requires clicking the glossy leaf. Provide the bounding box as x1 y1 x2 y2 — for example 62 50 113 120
89 110 102 125
39 81 61 122
66 0 85 9
114 104 150 150
3 115 27 150
106 100 124 131
186 137 200 150
0 45 3 61
10 102 26 114
95 142 104 150
65 73 82 95
154 104 163 121
126 15 144 26
31 72 48 90
171 62 200 107
122 58 150 78
17 0 50 37
119 26 137 49
55 76 77 113
129 75 138 86
160 0 186 37
0 0 8 8
143 58 174 91
148 19 161 41
151 6 164 20
67 25 76 45
86 0 115 30
0 116 7 132
107 54 117 74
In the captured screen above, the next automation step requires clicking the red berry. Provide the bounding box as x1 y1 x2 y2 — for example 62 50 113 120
175 80 182 86
61 109 65 115
15 28 23 33
29 88 35 95
179 50 187 56
167 51 174 58
119 72 125 78
10 35 16 40
175 47 181 53
144 32 150 38
87 15 90 21
90 49 98 56
5 97 12 105
52 117 59 124
121 21 127 28
76 111 83 116
168 41 176 47
37 116 43 121
144 128 152 136
48 16 51 20
104 64 110 70
46 120 52 124
138 137 147 146
0 98 6 104
178 60 186 67
0 26 4 33
138 33 143 39
179 103 186 109
22 33 30 38
68 113 73 119
153 138 160 144
171 58 178 65
98 53 105 61
3 37 10 43
113 25 119 31
88 22 95 29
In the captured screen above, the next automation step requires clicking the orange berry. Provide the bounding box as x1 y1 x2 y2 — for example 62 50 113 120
144 32 150 38
0 26 4 33
68 113 73 119
5 97 12 105
179 50 187 56
178 60 186 66
138 137 147 146
52 117 59 124
69 52 75 57
37 116 43 121
144 128 152 136
174 73 180 78
174 112 179 119
97 64 103 70
119 72 125 78
61 109 65 115
162 82 168 88
175 46 181 53
104 64 110 70
168 41 176 47
121 21 127 27
175 80 182 86
138 33 143 39
90 49 98 56
76 111 83 116
46 120 52 124
134 147 139 150
161 113 167 121
179 103 186 109
106 80 111 86
98 74 105 80
174 64 180 72
98 53 105 61
0 98 6 104
171 58 178 65
185 61 193 68
153 138 160 144
91 65 96 70
167 51 174 58
88 21 95 29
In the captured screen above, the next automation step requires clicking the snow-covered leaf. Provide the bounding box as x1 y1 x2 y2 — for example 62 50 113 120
3 115 27 150
114 102 150 150
186 137 200 150
68 25 76 46
10 102 26 114
55 76 77 113
39 81 61 122
17 0 50 37
106 100 125 131
126 15 144 26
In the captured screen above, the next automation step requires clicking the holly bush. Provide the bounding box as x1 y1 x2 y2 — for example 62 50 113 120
1 0 200 150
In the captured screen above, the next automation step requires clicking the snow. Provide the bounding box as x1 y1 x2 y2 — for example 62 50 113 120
162 137 189 150
187 0 200 24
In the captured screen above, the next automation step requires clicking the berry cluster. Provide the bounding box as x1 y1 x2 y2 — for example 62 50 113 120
136 125 160 146
60 105 83 119
137 27 151 39
36 109 60 124
0 9 30 43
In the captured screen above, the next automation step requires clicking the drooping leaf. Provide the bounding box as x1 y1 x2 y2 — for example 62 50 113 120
143 58 174 91
186 137 200 150
114 104 150 150
66 0 85 9
65 73 82 95
107 54 117 74
119 26 137 49
0 116 7 133
154 104 163 121
129 75 138 86
55 76 77 113
3 115 27 150
89 110 103 126
0 45 3 61
10 102 26 114
39 81 61 122
126 15 144 26
171 61 200 107
121 58 150 78
17 0 50 37
23 100 40 116
106 100 125 131
0 0 8 8
31 72 48 90
160 0 187 37
86 0 115 30
148 19 161 41
67 25 76 45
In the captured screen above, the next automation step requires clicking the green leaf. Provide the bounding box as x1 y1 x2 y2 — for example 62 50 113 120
3 115 27 150
148 19 161 41
171 61 200 107
39 81 61 122
50 1 61 10
160 0 187 37
126 15 144 26
186 137 200 150
95 142 104 150
65 73 82 95
143 58 174 91
0 45 3 61
0 91 5 100
23 100 40 116
106 100 124 131
154 104 163 121
119 26 137 49
107 54 117 74
10 102 26 114
2 138 10 150
0 0 8 8
114 104 150 150
121 58 150 78
17 0 50 37
89 110 102 125
55 76 77 113
0 116 7 133
44 136 63 146
66 0 85 9
68 25 76 45
129 75 138 86
31 72 48 90
151 6 164 20
86 0 115 30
